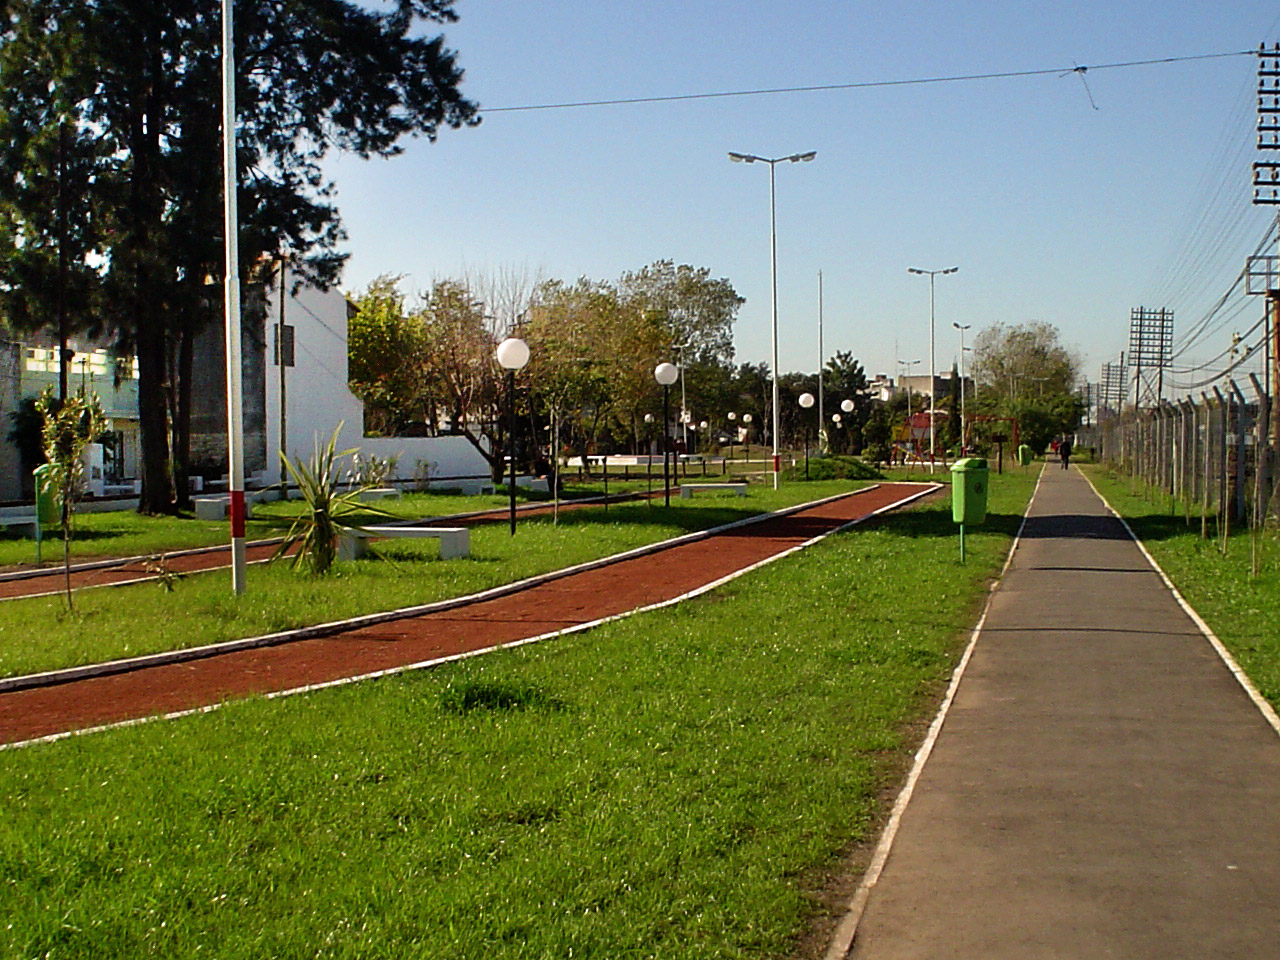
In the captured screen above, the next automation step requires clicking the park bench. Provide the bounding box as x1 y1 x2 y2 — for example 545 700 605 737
515 476 549 493
192 494 257 521
337 525 470 561
356 487 401 502
432 479 494 495
0 513 39 537
679 482 747 498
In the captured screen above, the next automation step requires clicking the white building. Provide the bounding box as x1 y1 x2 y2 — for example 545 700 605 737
261 268 491 487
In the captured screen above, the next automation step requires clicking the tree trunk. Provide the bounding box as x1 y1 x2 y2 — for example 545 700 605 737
174 318 195 510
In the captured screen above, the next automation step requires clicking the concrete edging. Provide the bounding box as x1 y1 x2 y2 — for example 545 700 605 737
0 483 940 751
0 483 923 695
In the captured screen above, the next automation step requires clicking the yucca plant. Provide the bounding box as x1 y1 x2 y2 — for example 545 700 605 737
272 426 395 574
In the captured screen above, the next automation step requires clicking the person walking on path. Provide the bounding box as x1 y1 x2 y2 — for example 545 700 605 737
1058 434 1073 469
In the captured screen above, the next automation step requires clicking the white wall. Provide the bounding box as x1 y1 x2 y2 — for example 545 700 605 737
262 271 492 486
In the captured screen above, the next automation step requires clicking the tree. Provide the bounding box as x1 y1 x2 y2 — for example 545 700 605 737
971 321 1080 404
0 1 478 514
36 387 106 609
944 362 962 450
348 276 428 436
0 7 108 398
823 351 870 452
618 260 743 367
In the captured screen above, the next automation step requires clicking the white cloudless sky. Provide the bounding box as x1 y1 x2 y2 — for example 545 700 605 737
325 0 1280 393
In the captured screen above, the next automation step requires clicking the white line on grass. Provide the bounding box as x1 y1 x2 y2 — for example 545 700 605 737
1080 469 1280 739
823 462 1046 960
1 484 940 751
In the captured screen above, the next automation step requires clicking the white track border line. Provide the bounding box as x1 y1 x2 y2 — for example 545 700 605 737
1080 468 1280 738
823 462 1046 960
0 484 940 750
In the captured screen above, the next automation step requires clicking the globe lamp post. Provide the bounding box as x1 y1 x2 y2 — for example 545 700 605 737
798 391 815 479
655 362 679 506
496 337 530 535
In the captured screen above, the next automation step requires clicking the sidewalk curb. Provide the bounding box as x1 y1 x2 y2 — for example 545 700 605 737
823 464 1045 960
1080 468 1280 739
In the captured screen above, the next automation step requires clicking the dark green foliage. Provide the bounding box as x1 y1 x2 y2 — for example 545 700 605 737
440 680 568 714
0 1 478 512
786 455 883 482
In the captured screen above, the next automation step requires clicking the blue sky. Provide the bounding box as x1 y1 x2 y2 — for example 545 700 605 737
327 1 1280 395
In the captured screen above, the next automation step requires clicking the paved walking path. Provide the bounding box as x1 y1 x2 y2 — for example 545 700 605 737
841 466 1280 959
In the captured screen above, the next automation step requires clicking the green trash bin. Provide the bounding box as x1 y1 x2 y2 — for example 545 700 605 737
33 464 59 527
1016 444 1033 467
950 457 989 526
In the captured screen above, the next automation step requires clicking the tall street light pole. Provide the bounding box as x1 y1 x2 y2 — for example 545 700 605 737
817 271 824 443
953 322 971 452
221 0 246 594
729 150 817 489
908 266 958 473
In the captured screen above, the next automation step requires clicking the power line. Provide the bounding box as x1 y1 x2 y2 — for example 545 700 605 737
483 50 1254 114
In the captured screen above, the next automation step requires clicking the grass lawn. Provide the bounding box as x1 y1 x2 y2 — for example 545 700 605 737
0 481 886 680
1082 465 1280 710
0 477 751 572
0 470 1033 959
0 509 289 570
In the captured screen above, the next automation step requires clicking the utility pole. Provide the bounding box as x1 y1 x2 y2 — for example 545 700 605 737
1127 307 1173 409
1250 43 1280 453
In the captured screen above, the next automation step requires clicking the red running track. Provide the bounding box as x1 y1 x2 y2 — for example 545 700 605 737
0 483 936 747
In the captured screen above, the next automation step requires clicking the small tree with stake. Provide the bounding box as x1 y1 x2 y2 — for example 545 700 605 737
35 388 106 609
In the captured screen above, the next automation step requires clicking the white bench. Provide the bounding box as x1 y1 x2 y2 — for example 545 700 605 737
356 487 401 501
0 513 40 537
515 476 549 492
432 479 494 495
679 482 747 498
192 495 256 521
337 525 470 561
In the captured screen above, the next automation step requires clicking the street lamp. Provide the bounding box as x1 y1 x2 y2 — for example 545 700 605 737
953 322 972 452
727 411 737 462
742 413 753 465
729 149 817 490
496 337 530 535
908 265 959 471
655 362 679 506
840 398 854 455
798 391 815 479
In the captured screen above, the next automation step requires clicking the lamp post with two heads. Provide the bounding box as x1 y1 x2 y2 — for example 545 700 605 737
907 265 958 471
729 149 817 490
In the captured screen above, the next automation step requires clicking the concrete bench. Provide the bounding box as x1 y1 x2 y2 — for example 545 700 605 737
679 482 747 498
0 514 40 537
356 487 401 502
515 476 549 493
337 525 470 561
193 495 256 521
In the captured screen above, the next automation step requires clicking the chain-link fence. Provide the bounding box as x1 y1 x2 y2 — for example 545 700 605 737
1077 376 1278 534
